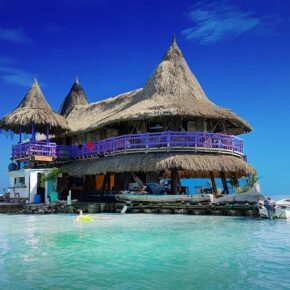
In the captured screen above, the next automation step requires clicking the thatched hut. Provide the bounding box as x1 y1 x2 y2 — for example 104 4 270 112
0 79 69 135
66 37 251 135
58 37 255 197
2 38 256 199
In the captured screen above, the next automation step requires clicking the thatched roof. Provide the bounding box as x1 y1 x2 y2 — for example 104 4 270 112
66 89 142 131
61 153 255 178
0 80 69 134
59 78 88 117
67 37 252 135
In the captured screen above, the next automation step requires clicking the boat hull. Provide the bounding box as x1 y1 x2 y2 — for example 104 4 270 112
210 183 265 204
116 194 210 204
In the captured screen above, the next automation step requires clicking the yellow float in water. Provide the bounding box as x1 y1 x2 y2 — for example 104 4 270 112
76 210 94 222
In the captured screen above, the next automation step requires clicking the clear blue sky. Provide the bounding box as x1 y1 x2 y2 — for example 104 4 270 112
0 0 289 196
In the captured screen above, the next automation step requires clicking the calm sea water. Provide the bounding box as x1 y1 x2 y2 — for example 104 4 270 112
0 214 290 290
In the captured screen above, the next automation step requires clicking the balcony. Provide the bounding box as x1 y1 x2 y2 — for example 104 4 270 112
56 131 244 160
11 132 244 162
11 141 57 162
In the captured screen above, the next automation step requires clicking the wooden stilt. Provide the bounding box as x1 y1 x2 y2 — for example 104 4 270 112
123 172 131 191
210 172 217 196
220 172 229 194
171 168 179 195
102 173 109 194
232 172 239 188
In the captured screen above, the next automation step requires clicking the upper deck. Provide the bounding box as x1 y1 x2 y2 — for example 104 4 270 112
11 131 244 162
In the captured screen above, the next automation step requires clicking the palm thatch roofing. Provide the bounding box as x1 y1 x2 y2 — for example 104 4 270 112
67 37 252 135
59 78 88 117
0 80 69 135
61 153 255 178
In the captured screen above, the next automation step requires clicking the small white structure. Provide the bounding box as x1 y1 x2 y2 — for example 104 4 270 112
7 168 51 203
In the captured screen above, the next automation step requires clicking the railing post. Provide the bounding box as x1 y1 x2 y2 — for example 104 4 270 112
167 132 170 147
146 133 149 149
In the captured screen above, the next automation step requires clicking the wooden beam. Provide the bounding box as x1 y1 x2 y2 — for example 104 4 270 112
19 129 22 143
220 172 229 194
46 125 50 143
231 172 240 188
212 120 221 133
210 172 217 196
203 119 207 132
102 173 110 194
31 123 36 142
171 168 179 195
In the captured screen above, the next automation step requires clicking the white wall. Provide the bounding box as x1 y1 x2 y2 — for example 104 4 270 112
29 171 38 203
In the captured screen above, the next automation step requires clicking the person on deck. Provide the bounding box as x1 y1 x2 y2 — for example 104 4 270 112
264 197 275 219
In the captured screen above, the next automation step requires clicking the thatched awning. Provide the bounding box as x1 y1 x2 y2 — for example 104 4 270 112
0 80 69 135
67 37 252 135
61 152 256 178
59 78 88 117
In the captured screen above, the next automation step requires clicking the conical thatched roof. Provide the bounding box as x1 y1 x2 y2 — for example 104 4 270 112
61 152 256 178
59 78 88 117
67 37 252 135
0 80 69 134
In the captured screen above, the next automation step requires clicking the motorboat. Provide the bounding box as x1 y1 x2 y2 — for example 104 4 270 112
210 183 265 204
276 198 290 207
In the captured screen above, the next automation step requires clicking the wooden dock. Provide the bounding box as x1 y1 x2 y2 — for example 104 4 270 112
0 201 259 217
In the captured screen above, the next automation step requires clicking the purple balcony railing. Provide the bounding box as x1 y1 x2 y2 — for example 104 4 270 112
12 141 57 160
11 132 244 161
56 131 244 159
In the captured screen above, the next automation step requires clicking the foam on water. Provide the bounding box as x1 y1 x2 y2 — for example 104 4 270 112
0 214 290 290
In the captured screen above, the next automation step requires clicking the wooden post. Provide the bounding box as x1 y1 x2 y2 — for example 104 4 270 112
210 172 217 196
102 173 109 194
220 172 229 194
203 119 207 132
171 168 179 195
231 172 239 188
123 172 131 191
31 123 36 142
46 125 50 143
19 129 22 144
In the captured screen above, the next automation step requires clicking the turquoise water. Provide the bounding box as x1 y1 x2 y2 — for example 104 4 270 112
0 214 290 290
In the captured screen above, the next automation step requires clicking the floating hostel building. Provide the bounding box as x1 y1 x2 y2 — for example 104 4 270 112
0 38 256 204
